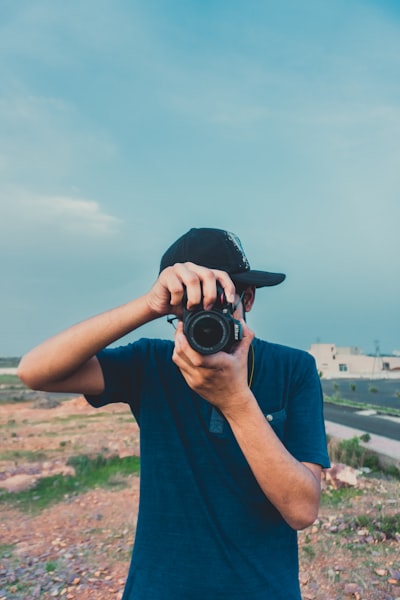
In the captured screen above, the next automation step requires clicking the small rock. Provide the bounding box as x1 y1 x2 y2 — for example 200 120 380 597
329 525 339 533
344 582 360 595
324 463 361 489
299 572 311 585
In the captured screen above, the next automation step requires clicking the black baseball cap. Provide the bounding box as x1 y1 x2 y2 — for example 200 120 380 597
159 228 286 288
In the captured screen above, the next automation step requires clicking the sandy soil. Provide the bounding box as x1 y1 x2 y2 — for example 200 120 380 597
1 397 399 599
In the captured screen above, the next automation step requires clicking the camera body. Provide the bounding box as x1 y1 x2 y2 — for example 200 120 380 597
182 285 243 355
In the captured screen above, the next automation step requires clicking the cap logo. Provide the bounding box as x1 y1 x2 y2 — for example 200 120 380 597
226 231 250 270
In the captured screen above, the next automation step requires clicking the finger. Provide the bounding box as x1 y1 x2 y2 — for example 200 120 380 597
231 320 254 357
174 263 218 311
165 263 236 311
173 337 208 387
195 270 217 310
159 267 186 310
172 263 204 309
181 265 235 310
213 270 236 306
174 323 216 369
201 269 236 309
173 325 196 368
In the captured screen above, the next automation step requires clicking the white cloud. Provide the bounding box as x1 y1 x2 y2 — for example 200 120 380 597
35 195 122 236
0 187 122 244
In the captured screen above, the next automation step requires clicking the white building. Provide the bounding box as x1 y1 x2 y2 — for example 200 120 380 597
308 344 400 379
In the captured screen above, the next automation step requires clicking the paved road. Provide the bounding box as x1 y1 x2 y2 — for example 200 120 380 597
3 369 400 442
321 378 400 410
324 403 400 441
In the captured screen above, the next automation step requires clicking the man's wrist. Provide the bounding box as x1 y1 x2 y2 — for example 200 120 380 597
142 291 168 320
220 389 258 423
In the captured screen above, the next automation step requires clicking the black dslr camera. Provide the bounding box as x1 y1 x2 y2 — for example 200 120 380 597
183 284 243 355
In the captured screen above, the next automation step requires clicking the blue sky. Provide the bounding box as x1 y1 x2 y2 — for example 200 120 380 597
1 0 399 357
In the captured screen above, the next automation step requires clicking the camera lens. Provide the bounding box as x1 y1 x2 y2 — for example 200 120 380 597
192 316 224 349
184 311 231 354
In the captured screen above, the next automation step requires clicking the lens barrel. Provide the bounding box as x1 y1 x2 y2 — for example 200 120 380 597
181 284 242 354
184 311 231 354
183 309 239 355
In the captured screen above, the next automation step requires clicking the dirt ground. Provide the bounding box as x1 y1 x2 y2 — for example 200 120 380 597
1 397 399 599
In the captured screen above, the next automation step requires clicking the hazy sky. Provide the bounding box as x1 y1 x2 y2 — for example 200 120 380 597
1 0 399 357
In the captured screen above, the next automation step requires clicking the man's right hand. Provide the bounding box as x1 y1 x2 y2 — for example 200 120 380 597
145 262 236 319
18 262 235 396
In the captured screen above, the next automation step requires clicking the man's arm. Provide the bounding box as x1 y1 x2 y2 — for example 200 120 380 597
223 395 322 531
18 263 236 395
17 295 160 395
172 321 322 531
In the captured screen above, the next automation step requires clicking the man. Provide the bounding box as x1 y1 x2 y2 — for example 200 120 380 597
18 227 330 599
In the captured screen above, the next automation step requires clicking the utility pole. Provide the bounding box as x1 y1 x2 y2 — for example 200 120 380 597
372 339 382 378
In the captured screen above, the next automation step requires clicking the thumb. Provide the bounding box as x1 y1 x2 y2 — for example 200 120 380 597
241 320 255 343
233 320 254 356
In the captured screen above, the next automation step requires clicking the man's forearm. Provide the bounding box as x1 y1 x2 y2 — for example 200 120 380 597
223 393 321 530
18 294 159 390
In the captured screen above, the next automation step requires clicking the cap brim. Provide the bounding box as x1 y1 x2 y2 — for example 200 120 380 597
231 270 286 288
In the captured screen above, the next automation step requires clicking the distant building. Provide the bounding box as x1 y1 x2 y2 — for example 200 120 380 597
308 344 400 379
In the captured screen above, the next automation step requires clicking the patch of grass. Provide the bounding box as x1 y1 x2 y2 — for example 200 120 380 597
328 436 380 470
42 431 64 437
0 374 23 386
302 544 316 559
324 394 400 417
0 453 140 513
346 513 400 539
321 486 363 508
20 412 119 427
355 514 373 530
379 514 400 538
45 560 58 572
0 543 15 559
53 412 114 423
385 464 400 479
0 449 48 462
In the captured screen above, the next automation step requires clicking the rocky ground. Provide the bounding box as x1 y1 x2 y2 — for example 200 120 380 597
0 395 399 599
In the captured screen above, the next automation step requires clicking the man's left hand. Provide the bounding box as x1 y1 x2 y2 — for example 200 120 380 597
172 320 255 413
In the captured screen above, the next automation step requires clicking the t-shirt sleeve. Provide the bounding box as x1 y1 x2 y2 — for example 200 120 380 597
84 341 147 418
283 352 331 469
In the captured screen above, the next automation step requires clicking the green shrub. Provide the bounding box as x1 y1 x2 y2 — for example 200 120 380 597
0 453 140 513
328 436 379 470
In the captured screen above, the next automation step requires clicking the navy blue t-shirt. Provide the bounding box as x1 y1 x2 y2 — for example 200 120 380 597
86 337 330 599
